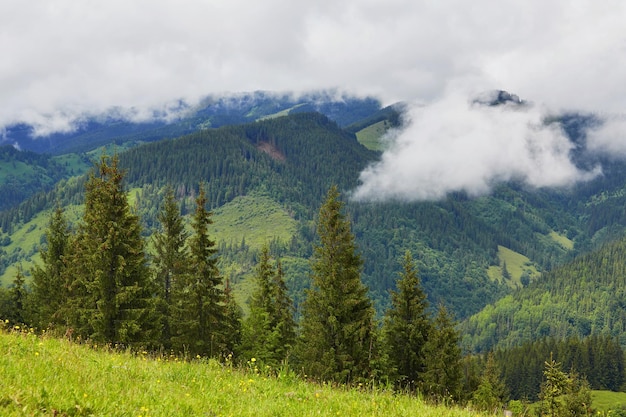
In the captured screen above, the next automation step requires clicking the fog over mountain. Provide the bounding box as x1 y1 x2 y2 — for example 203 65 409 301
2 1 626 199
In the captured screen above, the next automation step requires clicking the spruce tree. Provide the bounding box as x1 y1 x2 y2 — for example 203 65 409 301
422 304 463 401
9 265 28 325
222 277 242 358
31 205 70 331
242 246 296 366
472 352 508 412
383 251 431 391
152 186 188 348
171 184 225 357
68 154 158 346
297 185 375 383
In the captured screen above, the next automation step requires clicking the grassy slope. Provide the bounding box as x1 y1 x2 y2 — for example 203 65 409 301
0 328 486 417
210 193 297 249
487 246 540 288
355 120 388 151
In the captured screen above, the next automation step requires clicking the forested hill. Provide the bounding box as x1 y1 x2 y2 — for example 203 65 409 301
0 92 385 155
119 112 378 214
3 110 614 323
462 235 626 352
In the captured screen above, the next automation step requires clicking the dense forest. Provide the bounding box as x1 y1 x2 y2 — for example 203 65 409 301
1 111 600 320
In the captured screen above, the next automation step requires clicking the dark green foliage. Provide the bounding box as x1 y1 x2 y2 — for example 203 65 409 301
8 266 28 324
422 304 463 401
496 335 625 401
30 206 70 330
152 186 188 348
383 251 430 390
242 246 296 366
0 145 71 211
171 185 226 357
296 186 375 383
67 154 158 346
462 236 626 352
222 278 243 357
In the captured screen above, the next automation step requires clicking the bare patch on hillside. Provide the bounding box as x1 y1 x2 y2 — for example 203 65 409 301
257 141 286 162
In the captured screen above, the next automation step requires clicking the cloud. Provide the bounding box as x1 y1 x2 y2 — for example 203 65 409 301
1 1 626 197
352 90 602 201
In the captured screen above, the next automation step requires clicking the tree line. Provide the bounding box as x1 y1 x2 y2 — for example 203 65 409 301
1 154 616 414
1 155 464 402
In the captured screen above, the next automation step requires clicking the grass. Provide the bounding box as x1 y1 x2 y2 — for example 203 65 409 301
355 121 389 151
486 246 540 288
548 231 574 250
592 390 626 412
0 326 489 417
210 193 297 250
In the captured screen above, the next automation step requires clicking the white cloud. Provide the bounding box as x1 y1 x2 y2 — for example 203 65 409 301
2 0 626 198
352 91 601 201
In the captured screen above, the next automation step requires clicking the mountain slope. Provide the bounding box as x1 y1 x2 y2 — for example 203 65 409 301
1 111 598 321
462 236 626 352
0 92 385 155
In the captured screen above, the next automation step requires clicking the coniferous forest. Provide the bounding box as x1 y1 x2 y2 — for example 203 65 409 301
3 100 626 414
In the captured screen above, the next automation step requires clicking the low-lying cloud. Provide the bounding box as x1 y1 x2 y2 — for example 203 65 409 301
352 91 603 201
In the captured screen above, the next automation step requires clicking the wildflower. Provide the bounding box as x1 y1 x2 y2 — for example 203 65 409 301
250 357 256 363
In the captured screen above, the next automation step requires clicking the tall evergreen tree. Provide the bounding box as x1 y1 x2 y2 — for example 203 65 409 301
31 205 70 331
242 246 296 366
152 185 188 348
171 184 225 357
8 265 28 325
296 185 375 383
472 352 508 412
68 154 158 346
222 277 242 358
422 304 463 401
383 251 431 391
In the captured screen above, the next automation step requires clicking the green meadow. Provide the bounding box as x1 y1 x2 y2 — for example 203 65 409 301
0 326 488 417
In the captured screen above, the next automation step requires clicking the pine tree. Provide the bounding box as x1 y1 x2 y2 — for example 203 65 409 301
68 154 158 346
242 246 296 366
422 304 463 401
383 250 431 391
152 185 188 348
296 185 375 383
31 205 70 331
171 184 225 357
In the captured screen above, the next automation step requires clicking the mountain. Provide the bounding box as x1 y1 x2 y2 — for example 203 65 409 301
0 91 385 155
462 234 626 353
4 93 626 345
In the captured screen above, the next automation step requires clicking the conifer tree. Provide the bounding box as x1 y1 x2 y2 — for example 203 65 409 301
383 251 430 391
222 277 242 357
472 352 508 412
31 205 70 330
242 246 296 366
422 304 463 401
152 185 188 348
171 184 225 357
296 185 375 383
9 265 28 325
68 154 158 346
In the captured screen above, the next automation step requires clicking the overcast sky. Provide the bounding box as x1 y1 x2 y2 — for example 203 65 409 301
3 0 626 199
